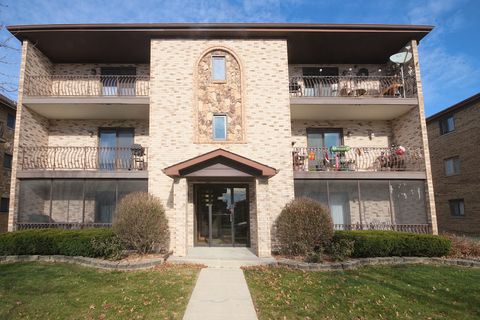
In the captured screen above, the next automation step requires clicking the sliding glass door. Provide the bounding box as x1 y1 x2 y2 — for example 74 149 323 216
99 128 134 170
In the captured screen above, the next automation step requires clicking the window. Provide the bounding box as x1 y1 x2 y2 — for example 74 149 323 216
3 154 12 169
6 114 15 129
449 199 465 217
444 156 460 176
213 115 227 140
212 56 226 81
439 115 455 135
0 198 9 212
18 179 148 224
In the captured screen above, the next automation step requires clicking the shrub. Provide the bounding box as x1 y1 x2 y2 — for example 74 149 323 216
0 228 122 259
443 233 480 259
113 192 169 254
327 238 355 261
276 198 333 256
333 230 451 258
305 251 323 263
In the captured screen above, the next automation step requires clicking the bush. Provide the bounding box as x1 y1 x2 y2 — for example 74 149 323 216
333 231 451 258
276 198 333 255
443 233 480 259
0 228 122 259
327 238 355 261
305 251 323 263
113 192 169 254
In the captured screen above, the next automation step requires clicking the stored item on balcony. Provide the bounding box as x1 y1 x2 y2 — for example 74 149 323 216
292 146 423 172
289 75 414 98
389 49 413 98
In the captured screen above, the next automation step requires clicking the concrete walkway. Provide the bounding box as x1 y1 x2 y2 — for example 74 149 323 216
183 267 258 320
179 248 265 320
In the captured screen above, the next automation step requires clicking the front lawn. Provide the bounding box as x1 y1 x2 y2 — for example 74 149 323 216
0 262 200 319
245 265 480 320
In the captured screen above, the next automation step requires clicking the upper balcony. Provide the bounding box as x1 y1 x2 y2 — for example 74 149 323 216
292 146 426 179
23 73 150 120
289 61 419 121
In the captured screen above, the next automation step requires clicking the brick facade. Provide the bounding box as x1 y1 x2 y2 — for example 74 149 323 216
427 98 480 235
148 39 294 257
8 28 437 255
0 98 15 232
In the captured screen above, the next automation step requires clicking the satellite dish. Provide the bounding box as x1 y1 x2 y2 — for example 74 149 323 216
389 52 413 64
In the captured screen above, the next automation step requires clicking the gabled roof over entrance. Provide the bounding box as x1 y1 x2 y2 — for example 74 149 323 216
163 149 277 178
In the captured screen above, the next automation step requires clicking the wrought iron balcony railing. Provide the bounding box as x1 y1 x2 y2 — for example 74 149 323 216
293 146 424 172
289 75 416 98
334 224 431 234
15 222 112 230
24 75 150 97
19 146 148 171
15 222 431 234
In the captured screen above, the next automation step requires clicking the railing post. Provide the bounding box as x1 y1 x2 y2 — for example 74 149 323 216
52 147 56 170
83 147 87 170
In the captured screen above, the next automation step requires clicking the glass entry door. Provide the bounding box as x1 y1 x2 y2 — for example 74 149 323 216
195 184 249 247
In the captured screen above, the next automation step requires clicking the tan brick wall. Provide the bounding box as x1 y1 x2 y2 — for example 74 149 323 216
427 101 480 234
291 119 393 148
149 39 294 257
410 40 438 233
9 41 53 230
48 119 149 147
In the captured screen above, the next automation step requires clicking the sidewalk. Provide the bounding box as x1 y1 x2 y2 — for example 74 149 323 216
183 267 258 320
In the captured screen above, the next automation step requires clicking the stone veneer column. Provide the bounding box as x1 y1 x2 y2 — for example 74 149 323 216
173 178 188 256
411 40 438 234
255 178 271 257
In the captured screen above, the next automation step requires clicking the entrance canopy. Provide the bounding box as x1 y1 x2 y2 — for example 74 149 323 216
163 149 277 178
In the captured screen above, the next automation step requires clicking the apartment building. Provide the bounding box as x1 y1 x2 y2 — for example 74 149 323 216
0 95 16 233
7 23 436 256
427 93 480 235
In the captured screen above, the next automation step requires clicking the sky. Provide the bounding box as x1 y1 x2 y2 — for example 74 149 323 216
0 0 479 116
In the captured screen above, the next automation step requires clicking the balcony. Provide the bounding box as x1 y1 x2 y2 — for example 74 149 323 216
22 75 150 120
17 146 148 178
293 146 426 179
289 75 418 120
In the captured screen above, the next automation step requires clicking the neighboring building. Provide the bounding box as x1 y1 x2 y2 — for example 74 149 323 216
0 94 16 233
427 93 480 235
7 23 436 257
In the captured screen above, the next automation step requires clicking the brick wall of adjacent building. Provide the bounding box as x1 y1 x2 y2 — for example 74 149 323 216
0 102 15 232
427 101 480 234
149 39 294 257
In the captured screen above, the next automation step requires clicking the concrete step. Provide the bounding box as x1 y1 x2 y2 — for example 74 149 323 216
168 256 276 268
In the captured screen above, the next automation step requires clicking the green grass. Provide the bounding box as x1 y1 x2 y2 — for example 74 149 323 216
0 262 200 320
245 265 480 320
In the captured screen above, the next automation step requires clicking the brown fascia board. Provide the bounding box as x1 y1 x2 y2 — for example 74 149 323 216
426 93 480 123
163 148 278 178
7 22 434 39
0 94 17 111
